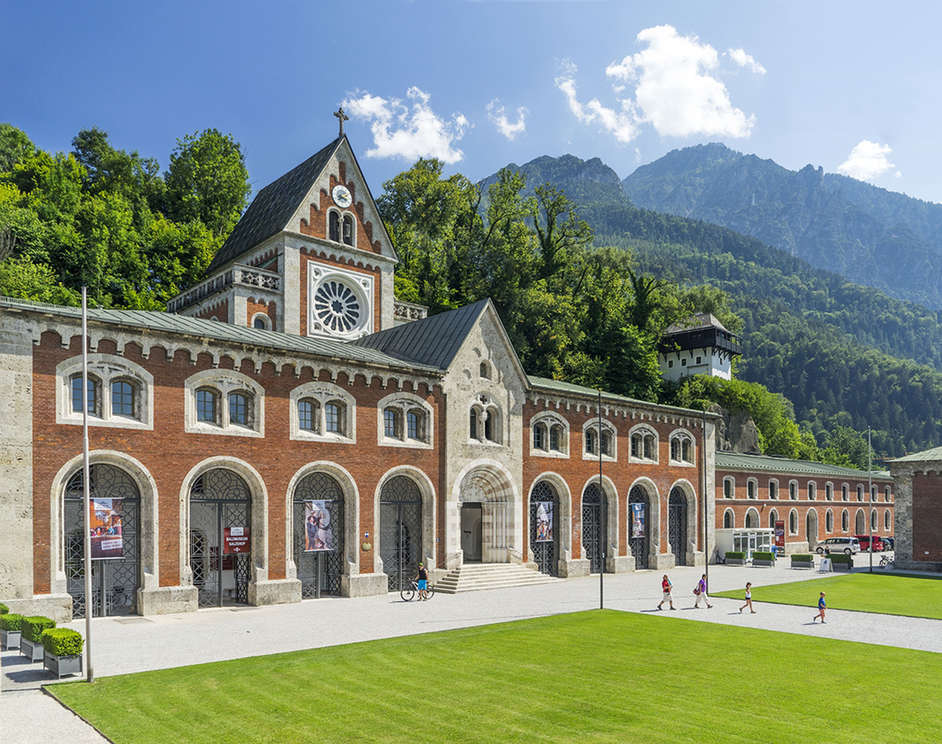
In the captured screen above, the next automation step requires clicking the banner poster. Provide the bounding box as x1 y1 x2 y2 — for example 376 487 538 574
90 498 124 559
223 526 250 555
535 501 553 542
304 500 336 552
774 520 786 549
630 502 646 539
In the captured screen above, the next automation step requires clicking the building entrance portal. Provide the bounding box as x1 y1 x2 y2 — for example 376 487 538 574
461 503 483 562
668 487 688 567
380 475 423 591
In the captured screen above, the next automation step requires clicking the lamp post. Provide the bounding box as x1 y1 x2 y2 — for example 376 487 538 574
597 389 604 610
81 287 94 682
868 427 873 574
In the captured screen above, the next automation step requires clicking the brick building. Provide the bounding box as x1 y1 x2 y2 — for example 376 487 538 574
889 447 942 572
0 132 721 621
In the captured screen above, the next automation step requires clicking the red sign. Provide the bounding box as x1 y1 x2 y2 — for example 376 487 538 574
224 526 250 554
774 520 785 549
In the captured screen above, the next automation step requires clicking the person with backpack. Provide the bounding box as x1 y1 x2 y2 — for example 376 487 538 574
656 574 676 610
693 573 712 608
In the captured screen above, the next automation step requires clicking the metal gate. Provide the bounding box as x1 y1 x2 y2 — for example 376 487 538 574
529 481 558 576
582 483 605 573
668 487 687 567
380 475 422 591
628 486 649 570
293 472 344 598
189 469 251 608
64 465 140 618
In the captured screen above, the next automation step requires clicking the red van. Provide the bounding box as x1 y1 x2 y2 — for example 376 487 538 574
855 535 885 552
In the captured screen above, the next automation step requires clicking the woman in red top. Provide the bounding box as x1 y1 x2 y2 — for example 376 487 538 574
656 574 676 610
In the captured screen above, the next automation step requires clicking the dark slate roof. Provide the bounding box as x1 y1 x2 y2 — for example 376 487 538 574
352 299 489 370
890 445 942 463
528 376 720 418
665 312 729 335
0 295 440 374
206 137 342 273
716 451 891 480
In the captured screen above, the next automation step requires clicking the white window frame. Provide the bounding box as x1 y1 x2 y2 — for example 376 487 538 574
768 478 779 500
289 381 355 444
746 478 758 500
583 418 617 462
722 507 735 528
807 482 817 501
628 423 657 464
788 508 798 535
668 428 695 467
250 312 272 331
825 508 834 533
530 411 570 459
184 369 264 437
722 476 735 499
789 480 798 500
56 354 154 431
377 392 433 449
841 483 849 501
308 263 374 340
825 481 834 501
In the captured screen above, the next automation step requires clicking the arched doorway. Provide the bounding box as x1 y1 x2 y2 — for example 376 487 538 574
628 485 650 570
668 487 688 566
582 483 607 573
529 480 559 576
293 471 345 598
64 464 141 618
459 469 512 563
855 509 865 535
189 469 252 608
380 475 423 591
805 510 818 550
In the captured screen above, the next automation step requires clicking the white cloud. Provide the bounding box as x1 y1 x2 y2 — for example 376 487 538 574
556 26 758 143
554 64 638 143
837 140 897 182
486 99 527 140
727 47 767 75
341 87 468 163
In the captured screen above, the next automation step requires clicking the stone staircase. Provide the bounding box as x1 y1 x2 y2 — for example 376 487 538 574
434 562 561 594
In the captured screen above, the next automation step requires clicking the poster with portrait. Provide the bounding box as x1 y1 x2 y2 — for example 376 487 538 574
535 501 553 542
304 500 335 552
630 502 646 539
774 520 785 550
90 498 124 559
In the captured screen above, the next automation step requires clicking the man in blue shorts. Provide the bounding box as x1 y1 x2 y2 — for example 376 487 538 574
813 591 826 623
416 562 429 601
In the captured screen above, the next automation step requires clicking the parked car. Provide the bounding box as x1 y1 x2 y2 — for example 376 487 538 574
855 535 886 552
816 537 860 555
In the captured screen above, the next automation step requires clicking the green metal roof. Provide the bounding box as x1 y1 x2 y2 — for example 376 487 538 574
889 445 942 463
0 295 441 374
716 451 892 480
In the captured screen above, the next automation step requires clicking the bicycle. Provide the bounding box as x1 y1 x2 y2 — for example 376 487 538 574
400 579 435 602
879 555 894 569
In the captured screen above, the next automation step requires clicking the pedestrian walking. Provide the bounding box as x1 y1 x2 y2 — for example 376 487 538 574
693 573 712 609
656 574 676 610
812 591 826 623
739 582 756 614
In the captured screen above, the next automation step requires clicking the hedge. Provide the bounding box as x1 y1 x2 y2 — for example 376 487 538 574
725 551 746 560
41 628 83 657
20 616 55 643
829 553 853 564
0 613 24 631
0 602 8 614
752 551 776 561
791 554 814 561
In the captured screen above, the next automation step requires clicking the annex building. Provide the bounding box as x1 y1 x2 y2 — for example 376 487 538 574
0 130 897 621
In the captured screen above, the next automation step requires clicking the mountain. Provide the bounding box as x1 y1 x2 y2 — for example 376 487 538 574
622 143 942 310
481 153 942 456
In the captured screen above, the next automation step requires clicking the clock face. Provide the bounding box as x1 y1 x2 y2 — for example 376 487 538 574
332 184 352 208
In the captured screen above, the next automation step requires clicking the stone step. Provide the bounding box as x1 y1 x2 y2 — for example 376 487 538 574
433 563 562 594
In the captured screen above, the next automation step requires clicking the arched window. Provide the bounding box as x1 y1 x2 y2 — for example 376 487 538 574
841 484 849 501
533 422 547 450
825 483 833 501
298 398 320 433
325 401 345 435
479 361 490 379
826 509 834 533
550 424 562 452
342 214 354 246
228 391 252 427
870 485 877 501
484 406 502 443
328 210 340 241
789 481 798 500
723 509 734 528
769 480 778 500
884 510 890 530
841 509 849 532
745 509 759 528
857 484 864 501
196 388 219 424
747 479 757 499
586 428 597 455
807 482 816 501
871 509 878 531
723 477 734 499
71 373 102 417
600 430 613 456
470 408 479 440
110 378 137 418
789 509 798 535
629 425 656 462
669 431 694 464
384 408 402 439
407 409 425 441
885 486 892 502
252 314 271 330
768 508 778 529
531 413 568 456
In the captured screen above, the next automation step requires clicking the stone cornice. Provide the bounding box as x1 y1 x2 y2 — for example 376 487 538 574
527 392 708 431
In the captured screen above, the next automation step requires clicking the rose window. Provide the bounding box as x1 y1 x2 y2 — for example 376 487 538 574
314 280 362 333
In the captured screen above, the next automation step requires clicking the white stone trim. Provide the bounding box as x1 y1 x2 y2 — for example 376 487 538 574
824 481 835 501
668 478 699 564
768 478 779 500
579 474 619 564
667 426 696 467
307 262 374 340
56 353 154 430
722 475 735 499
744 506 760 528
628 422 659 464
376 391 433 450
529 410 570 458
722 506 736 528
627 476 661 566
183 369 265 438
746 477 758 500
373 466 437 573
288 380 356 444
788 507 799 535
527 472 574 571
250 312 272 330
582 417 617 462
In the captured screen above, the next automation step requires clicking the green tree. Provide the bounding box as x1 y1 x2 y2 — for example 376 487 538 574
0 124 34 172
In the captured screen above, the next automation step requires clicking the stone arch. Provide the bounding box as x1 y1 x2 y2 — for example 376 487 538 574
627 476 660 569
668 478 698 565
526 472 573 573
579 474 619 566
805 507 819 549
855 508 866 534
723 507 735 529
49 451 158 613
373 466 436 575
745 507 760 528
451 459 519 565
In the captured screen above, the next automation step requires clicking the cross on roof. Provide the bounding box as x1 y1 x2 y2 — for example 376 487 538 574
333 107 349 137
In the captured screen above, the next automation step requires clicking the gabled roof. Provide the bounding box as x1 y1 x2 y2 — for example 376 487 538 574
0 295 440 374
890 445 942 463
716 451 891 480
665 312 730 335
206 137 343 273
352 299 489 370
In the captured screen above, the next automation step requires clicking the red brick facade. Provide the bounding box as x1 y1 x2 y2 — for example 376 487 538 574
912 474 942 561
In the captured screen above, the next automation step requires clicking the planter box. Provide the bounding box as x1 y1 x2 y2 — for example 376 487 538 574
832 562 852 572
791 559 814 569
726 558 747 566
0 629 21 650
752 559 775 567
20 636 44 662
44 651 83 679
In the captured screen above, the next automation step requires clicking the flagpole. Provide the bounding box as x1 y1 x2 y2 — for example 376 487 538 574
81 287 94 682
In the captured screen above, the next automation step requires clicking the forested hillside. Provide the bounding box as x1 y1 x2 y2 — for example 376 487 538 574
623 143 942 309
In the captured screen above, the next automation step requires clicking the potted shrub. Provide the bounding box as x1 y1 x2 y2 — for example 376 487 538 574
791 553 815 569
20 616 55 662
0 613 24 650
42 628 84 679
830 553 853 572
0 602 8 614
752 551 776 567
725 551 747 565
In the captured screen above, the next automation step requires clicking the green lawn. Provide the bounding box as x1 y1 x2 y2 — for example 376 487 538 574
50 611 942 743
713 573 942 619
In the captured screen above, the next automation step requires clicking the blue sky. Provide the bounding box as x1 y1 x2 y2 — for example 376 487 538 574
2 1 938 202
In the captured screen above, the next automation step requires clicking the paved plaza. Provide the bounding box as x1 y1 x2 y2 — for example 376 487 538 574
2 558 939 743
